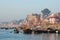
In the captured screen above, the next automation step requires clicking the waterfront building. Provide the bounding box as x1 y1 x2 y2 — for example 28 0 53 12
26 13 41 27
7 22 15 28
56 12 60 23
48 14 57 24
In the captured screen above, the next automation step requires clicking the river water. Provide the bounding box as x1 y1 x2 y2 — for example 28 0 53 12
0 29 60 40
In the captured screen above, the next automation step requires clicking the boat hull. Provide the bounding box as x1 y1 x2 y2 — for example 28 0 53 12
23 29 60 34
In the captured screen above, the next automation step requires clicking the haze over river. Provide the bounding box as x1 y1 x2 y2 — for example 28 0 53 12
0 29 60 40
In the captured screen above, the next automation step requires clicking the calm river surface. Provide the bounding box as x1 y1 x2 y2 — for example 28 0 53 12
0 29 60 40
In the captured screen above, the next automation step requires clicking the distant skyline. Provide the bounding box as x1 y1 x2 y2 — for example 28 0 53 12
0 0 60 22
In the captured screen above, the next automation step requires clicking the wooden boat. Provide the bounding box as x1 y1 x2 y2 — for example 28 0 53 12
14 28 19 33
23 29 32 34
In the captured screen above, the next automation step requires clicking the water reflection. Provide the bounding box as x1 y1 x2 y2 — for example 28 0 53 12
42 33 58 40
42 33 50 40
49 34 56 40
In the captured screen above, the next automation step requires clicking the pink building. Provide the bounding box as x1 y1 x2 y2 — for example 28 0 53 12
48 14 56 24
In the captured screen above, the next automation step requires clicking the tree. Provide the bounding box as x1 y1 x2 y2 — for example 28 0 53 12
41 8 51 18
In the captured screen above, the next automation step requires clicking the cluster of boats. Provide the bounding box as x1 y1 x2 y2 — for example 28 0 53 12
23 28 60 34
14 26 60 34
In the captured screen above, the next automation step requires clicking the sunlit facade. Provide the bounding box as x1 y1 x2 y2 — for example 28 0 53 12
48 14 56 24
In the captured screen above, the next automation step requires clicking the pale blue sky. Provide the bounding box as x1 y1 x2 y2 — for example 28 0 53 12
0 0 60 22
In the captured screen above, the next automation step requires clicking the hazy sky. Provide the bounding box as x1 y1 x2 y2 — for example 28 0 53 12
0 0 60 22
